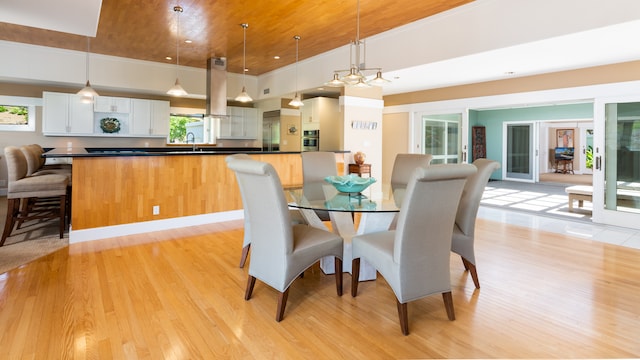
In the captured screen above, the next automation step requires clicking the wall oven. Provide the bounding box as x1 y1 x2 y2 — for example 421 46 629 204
302 130 319 151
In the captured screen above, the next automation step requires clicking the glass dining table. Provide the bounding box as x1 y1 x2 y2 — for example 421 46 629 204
286 184 401 281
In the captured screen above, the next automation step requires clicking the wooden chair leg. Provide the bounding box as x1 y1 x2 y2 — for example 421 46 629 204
1 198 19 246
397 300 409 336
442 291 456 321
334 257 343 296
461 256 469 270
351 258 360 297
462 257 480 289
244 275 256 300
276 288 290 322
239 244 251 268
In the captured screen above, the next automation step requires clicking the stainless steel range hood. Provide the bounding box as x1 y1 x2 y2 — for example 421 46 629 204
206 57 228 117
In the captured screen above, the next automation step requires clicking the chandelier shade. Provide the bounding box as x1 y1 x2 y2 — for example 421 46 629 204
167 5 188 96
235 23 253 102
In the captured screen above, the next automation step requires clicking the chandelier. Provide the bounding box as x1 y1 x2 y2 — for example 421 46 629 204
325 0 390 88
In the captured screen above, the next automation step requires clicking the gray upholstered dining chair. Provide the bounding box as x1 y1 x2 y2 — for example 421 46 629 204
301 151 338 221
351 163 476 335
388 153 433 230
452 158 500 289
2 146 69 246
390 153 433 205
226 157 344 322
225 153 306 268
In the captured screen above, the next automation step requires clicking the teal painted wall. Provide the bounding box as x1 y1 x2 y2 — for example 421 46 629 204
469 103 593 179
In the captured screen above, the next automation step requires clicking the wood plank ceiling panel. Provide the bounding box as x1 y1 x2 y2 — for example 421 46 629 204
0 0 473 75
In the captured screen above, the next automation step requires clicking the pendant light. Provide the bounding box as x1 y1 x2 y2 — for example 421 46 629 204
167 5 188 96
77 36 99 103
325 0 390 87
288 35 304 107
235 23 253 102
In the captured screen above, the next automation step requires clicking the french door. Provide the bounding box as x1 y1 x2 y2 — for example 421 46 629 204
503 122 538 182
592 97 640 228
578 124 594 174
421 113 463 164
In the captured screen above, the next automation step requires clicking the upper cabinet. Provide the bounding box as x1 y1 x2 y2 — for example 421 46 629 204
218 106 258 139
130 99 170 137
43 92 169 137
43 92 94 135
301 97 338 132
94 96 131 113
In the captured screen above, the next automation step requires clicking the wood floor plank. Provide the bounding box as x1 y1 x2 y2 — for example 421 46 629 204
0 218 639 358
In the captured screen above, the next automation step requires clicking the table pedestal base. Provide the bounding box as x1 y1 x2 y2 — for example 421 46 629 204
300 210 395 281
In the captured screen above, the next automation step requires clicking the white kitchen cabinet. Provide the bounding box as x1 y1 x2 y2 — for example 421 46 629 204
43 92 94 135
300 97 340 150
218 106 258 139
43 92 169 137
130 99 170 137
94 96 131 113
150 100 170 136
301 98 319 130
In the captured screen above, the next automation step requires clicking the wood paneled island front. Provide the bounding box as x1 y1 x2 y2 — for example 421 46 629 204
45 149 346 243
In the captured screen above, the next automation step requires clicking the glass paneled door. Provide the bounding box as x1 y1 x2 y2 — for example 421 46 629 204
592 99 640 228
503 122 537 182
579 125 594 175
422 114 462 164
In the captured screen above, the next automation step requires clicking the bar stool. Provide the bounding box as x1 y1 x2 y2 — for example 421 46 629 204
1 146 68 246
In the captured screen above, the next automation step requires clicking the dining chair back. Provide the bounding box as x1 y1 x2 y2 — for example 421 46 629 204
351 163 476 335
227 157 344 321
452 158 500 289
388 153 433 228
301 152 338 221
225 154 306 268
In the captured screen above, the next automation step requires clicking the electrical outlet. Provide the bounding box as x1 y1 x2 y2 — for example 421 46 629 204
152 205 160 215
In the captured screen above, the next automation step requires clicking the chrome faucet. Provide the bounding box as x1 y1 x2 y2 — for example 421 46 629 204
186 132 196 151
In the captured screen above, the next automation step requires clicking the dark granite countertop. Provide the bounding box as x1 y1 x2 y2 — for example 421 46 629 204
42 147 349 158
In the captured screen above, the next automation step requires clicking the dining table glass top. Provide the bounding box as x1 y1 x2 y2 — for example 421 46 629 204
286 184 401 213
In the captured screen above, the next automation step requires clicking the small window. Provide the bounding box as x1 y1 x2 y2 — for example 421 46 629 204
0 96 37 132
170 114 204 143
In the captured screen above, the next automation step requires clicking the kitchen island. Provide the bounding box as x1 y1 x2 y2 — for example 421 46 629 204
44 148 347 243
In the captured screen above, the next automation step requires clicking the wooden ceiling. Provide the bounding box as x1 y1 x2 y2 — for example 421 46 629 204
0 0 473 76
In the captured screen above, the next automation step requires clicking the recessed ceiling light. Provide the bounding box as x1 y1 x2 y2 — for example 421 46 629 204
184 39 192 44
273 55 280 59
244 68 249 72
166 56 172 60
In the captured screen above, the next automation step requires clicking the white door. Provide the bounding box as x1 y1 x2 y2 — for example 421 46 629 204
592 97 640 229
421 113 463 164
503 122 538 182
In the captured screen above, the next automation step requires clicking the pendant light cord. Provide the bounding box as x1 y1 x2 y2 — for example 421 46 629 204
294 35 300 92
241 23 248 86
85 37 90 82
174 6 183 78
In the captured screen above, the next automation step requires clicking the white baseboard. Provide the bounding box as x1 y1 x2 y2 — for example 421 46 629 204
68 210 244 244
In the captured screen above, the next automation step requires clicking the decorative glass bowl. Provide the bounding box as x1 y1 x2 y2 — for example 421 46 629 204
324 174 376 194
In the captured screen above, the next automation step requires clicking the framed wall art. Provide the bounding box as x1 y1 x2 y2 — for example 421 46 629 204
556 129 574 148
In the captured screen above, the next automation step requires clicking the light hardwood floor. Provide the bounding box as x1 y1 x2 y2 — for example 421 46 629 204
1 218 639 359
